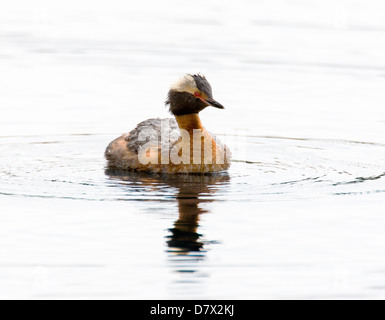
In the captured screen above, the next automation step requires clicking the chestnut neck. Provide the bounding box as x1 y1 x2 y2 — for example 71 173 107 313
174 114 205 134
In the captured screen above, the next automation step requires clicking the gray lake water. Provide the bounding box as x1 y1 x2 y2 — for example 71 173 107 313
1 0 385 299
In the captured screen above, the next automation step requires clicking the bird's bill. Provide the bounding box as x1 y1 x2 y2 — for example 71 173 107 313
205 98 225 109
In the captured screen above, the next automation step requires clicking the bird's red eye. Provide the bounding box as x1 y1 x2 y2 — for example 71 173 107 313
194 92 201 98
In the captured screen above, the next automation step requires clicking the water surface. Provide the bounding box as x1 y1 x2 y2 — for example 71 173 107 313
0 0 385 299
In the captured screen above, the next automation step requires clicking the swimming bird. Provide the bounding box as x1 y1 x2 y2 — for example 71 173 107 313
105 74 231 173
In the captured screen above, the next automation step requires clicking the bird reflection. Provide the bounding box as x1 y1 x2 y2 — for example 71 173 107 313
105 169 230 257
166 175 227 255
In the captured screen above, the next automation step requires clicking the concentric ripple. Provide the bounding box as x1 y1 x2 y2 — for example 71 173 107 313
0 134 384 203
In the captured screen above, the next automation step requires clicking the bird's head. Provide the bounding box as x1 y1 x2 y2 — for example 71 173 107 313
166 74 224 116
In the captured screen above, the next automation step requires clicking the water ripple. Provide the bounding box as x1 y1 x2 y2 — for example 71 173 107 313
0 134 384 203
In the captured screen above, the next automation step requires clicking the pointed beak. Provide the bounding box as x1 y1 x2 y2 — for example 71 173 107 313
205 98 225 109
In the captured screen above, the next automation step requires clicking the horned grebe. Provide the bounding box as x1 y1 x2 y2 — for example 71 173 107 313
105 74 231 173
